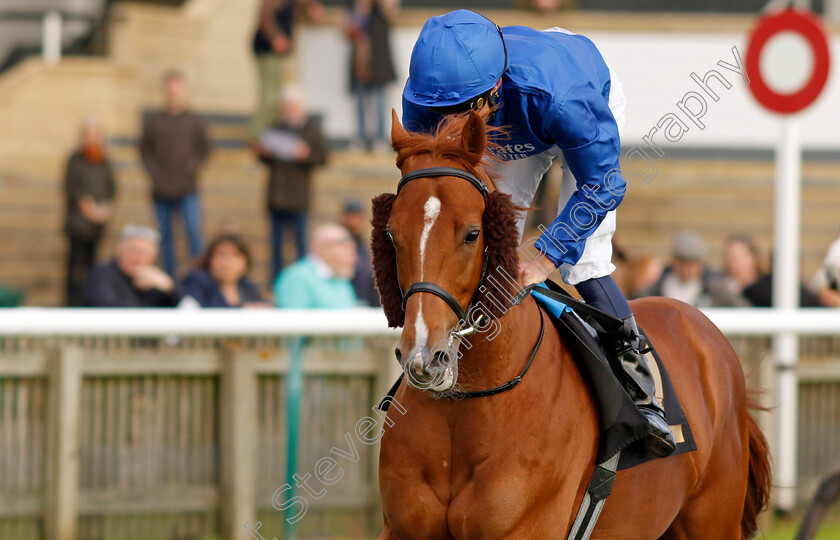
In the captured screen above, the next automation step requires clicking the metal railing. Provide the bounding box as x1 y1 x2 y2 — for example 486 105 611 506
0 307 838 539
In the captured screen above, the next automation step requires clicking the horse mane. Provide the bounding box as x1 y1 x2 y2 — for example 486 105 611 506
394 110 506 180
372 112 522 328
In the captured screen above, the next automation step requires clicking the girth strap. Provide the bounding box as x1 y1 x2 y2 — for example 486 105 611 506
403 281 467 322
566 451 621 540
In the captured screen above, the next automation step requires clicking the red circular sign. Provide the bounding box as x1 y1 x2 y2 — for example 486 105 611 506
745 8 831 114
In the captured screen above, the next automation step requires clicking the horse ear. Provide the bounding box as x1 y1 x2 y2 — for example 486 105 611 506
390 109 409 151
370 193 405 327
461 110 487 160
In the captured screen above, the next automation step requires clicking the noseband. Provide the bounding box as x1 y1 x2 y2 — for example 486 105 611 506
396 167 490 330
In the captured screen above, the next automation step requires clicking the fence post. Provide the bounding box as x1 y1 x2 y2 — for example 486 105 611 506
220 344 257 540
44 345 82 540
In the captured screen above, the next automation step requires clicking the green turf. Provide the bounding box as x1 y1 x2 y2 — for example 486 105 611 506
758 512 840 540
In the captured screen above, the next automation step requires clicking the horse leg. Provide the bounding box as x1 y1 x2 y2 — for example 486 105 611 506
662 417 748 539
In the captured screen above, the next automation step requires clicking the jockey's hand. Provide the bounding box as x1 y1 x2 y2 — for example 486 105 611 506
518 252 556 287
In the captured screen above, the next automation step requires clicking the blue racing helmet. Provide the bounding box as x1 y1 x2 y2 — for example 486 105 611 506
403 10 508 109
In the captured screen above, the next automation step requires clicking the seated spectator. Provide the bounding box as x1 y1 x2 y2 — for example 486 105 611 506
257 85 328 282
84 225 182 307
637 230 740 307
274 224 358 308
721 234 822 307
626 255 665 300
742 270 823 307
0 284 25 307
808 234 840 307
64 116 116 306
181 233 268 308
341 198 380 306
723 234 763 300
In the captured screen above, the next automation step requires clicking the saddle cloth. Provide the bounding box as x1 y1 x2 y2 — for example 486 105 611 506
530 289 696 470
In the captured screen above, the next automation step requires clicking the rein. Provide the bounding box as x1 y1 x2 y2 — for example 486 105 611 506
447 307 544 399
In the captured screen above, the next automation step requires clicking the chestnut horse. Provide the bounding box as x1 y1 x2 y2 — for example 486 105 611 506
371 110 771 539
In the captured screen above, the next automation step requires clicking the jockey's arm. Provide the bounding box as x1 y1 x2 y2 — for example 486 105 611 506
534 89 625 268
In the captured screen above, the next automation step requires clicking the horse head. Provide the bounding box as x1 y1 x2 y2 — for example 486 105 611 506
370 110 522 393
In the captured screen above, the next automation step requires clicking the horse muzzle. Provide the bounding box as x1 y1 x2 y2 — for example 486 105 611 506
398 346 458 393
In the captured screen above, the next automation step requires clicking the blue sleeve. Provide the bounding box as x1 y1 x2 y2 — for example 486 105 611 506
534 89 625 267
401 98 441 134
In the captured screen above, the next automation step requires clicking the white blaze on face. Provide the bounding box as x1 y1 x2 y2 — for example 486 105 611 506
414 196 441 351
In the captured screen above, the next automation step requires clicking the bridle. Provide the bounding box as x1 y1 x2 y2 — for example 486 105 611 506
395 166 491 332
389 165 546 400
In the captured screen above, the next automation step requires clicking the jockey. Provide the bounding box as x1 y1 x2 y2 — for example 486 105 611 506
402 9 676 456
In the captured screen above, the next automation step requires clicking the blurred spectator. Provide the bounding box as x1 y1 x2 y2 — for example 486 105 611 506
625 255 665 300
341 199 379 306
0 284 25 307
140 70 211 277
742 269 823 308
181 233 268 308
274 224 358 308
528 0 561 10
63 117 116 306
250 0 324 136
722 234 763 302
84 225 182 307
257 85 328 281
637 230 740 307
343 0 397 152
719 234 821 307
808 235 840 307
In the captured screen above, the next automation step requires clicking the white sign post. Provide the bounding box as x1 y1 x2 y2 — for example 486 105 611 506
744 7 830 510
772 118 802 510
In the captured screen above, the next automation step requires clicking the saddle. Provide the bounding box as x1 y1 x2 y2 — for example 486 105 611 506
529 280 696 470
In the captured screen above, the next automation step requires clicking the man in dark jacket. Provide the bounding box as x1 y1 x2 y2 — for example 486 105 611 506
250 0 324 136
341 199 379 306
140 71 211 277
257 86 327 281
84 224 182 308
64 118 116 306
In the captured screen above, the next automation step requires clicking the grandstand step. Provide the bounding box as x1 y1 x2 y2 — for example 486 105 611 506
3 151 840 306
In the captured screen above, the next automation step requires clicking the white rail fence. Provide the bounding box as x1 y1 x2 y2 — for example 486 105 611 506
0 307 838 540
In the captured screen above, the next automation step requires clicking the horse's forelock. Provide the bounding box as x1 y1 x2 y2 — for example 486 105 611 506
394 113 505 176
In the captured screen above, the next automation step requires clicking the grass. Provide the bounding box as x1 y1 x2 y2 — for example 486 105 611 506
758 511 840 540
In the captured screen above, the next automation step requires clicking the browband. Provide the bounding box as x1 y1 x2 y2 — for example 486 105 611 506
397 167 489 197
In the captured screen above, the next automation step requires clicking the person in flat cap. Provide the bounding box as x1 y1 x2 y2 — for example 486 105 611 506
638 230 739 308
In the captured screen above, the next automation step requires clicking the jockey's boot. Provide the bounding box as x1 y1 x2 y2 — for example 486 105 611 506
574 276 676 458
613 315 676 458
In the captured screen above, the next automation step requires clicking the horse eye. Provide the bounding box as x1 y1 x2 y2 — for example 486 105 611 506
464 230 480 244
385 230 397 247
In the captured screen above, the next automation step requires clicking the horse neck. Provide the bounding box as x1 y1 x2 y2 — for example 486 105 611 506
458 298 550 389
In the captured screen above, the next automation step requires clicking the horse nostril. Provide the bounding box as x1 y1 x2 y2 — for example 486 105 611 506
433 350 450 367
394 348 403 364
